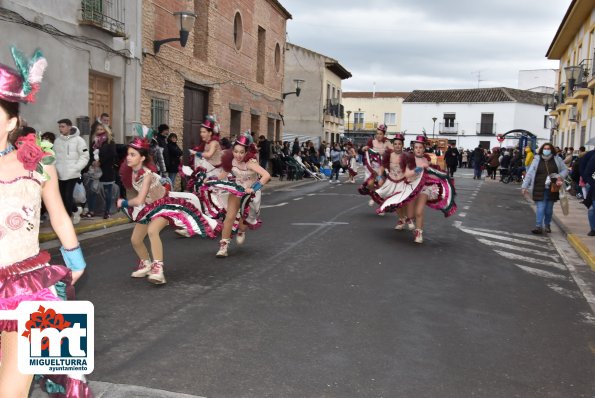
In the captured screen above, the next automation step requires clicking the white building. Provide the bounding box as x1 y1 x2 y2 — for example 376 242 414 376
0 0 142 143
518 69 558 92
402 87 550 150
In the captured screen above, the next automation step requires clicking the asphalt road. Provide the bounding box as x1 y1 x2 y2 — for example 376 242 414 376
59 171 595 398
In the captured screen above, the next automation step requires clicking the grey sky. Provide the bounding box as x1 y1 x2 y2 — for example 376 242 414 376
282 0 570 91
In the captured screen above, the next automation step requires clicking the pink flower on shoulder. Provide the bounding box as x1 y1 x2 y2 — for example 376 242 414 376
15 134 44 172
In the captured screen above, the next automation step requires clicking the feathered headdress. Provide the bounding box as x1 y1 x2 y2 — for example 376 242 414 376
0 46 47 103
129 123 153 150
234 130 254 147
201 114 220 134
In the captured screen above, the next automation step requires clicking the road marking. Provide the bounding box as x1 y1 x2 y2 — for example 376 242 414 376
514 264 568 281
493 250 566 271
463 206 470 210
476 238 560 259
293 197 304 201
458 227 552 249
307 193 316 196
458 212 467 217
547 283 581 299
468 227 549 242
260 202 288 209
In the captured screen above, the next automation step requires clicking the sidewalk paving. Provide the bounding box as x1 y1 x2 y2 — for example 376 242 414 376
38 176 321 243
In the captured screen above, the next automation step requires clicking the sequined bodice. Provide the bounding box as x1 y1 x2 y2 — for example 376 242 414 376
373 139 391 156
232 159 259 189
132 167 165 204
0 175 42 267
388 152 405 180
206 142 222 166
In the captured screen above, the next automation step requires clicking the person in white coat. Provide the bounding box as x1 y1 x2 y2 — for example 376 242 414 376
55 118 90 223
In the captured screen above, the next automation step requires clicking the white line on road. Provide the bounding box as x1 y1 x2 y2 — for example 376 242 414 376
476 238 559 259
463 206 470 210
458 212 467 217
261 202 289 209
307 193 316 196
468 227 549 242
514 264 568 281
293 197 304 201
291 222 350 226
458 227 552 249
493 250 566 271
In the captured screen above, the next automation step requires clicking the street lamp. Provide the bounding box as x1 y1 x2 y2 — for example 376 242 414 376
542 92 555 111
346 110 352 136
154 11 197 54
564 65 582 94
432 117 437 138
283 79 305 99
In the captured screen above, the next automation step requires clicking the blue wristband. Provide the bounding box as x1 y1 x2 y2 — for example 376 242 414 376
376 175 383 182
414 167 423 174
60 245 87 271
195 152 203 158
251 181 263 192
121 199 129 208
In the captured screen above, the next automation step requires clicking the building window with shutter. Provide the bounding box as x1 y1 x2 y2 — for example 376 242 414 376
444 113 455 128
151 98 169 129
384 113 396 125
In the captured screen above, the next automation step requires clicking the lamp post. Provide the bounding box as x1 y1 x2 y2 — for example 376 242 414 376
283 79 305 99
564 65 582 95
346 110 352 136
542 92 555 111
153 11 197 54
432 117 437 139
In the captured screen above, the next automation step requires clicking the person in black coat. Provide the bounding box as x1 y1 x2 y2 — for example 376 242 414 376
473 147 485 180
580 149 595 235
444 143 459 177
166 133 183 189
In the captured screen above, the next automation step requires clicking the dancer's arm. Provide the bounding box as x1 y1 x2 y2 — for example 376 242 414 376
244 160 271 194
118 174 152 207
42 165 85 283
203 141 220 160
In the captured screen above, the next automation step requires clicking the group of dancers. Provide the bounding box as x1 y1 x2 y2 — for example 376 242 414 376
358 124 457 243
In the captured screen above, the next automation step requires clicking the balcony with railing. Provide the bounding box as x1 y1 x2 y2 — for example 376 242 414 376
80 0 126 37
476 123 496 135
439 122 459 135
324 99 344 124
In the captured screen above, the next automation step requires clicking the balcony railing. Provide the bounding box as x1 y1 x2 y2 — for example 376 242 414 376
80 0 126 37
439 122 459 135
476 123 496 135
325 99 344 119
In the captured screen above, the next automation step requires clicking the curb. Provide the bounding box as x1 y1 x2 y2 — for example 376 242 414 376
567 234 595 271
38 217 131 243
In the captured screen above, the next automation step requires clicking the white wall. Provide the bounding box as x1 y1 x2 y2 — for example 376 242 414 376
518 69 557 91
402 101 550 150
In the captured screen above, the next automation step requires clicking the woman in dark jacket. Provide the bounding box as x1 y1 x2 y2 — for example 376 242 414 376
84 124 117 219
521 142 568 234
166 133 183 189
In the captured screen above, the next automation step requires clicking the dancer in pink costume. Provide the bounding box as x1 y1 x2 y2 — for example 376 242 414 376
358 124 392 207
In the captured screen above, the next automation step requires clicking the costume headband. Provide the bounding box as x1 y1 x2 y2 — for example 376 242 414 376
0 46 47 103
129 123 154 151
201 114 220 134
235 131 253 147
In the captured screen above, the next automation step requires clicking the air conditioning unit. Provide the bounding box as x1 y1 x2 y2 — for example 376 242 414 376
569 106 578 122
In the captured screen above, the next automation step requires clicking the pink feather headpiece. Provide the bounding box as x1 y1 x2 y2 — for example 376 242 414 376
0 47 47 103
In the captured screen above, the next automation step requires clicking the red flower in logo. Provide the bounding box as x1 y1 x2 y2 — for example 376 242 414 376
21 305 71 350
5 212 24 230
15 135 44 172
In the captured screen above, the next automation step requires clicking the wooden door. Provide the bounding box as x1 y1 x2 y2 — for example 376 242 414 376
89 73 112 122
183 84 209 163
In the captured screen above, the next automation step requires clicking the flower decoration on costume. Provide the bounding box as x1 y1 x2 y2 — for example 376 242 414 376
0 46 47 104
15 133 55 179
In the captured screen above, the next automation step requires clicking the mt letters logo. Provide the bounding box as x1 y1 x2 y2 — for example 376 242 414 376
18 301 94 374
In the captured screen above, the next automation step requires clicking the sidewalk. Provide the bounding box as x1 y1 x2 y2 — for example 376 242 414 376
38 176 320 243
552 193 595 272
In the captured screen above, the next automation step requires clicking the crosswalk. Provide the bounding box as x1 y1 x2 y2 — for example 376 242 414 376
456 224 580 299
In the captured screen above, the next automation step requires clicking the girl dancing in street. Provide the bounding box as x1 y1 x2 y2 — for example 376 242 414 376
344 141 358 183
118 130 220 284
374 133 411 230
359 124 392 206
0 47 91 397
203 133 270 257
378 135 457 243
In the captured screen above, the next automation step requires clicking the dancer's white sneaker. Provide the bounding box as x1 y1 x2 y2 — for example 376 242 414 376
131 259 152 278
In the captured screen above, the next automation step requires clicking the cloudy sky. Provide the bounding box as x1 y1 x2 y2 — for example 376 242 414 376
282 0 570 92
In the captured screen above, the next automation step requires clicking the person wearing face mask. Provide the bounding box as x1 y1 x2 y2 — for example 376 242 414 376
521 142 568 234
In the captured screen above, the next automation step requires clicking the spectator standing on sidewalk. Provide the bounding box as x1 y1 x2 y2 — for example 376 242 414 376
165 133 183 189
55 118 89 224
329 143 342 183
521 142 568 234
85 124 117 218
445 143 459 178
258 135 270 171
487 148 500 180
472 146 484 180
319 141 327 166
580 149 595 236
